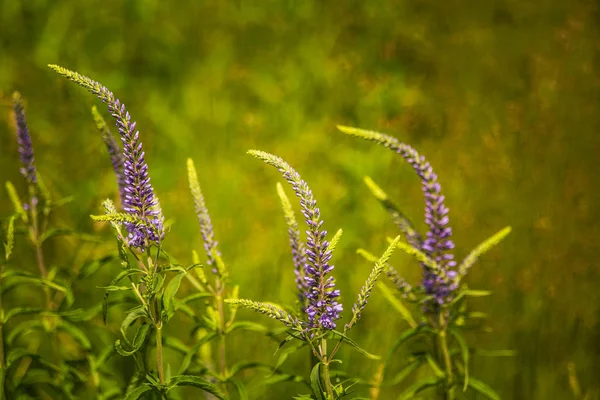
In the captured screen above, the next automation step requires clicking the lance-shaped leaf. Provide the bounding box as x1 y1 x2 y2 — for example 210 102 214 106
468 378 501 400
459 226 512 276
166 375 226 399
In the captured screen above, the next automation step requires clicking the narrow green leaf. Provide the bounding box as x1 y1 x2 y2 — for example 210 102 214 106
310 363 325 400
330 330 380 360
474 349 516 357
229 377 248 400
468 378 501 400
167 375 226 399
425 354 445 378
396 377 440 400
181 292 213 305
6 319 43 345
123 383 154 400
384 326 434 376
386 358 422 386
377 283 417 328
449 328 469 391
177 332 218 375
3 307 44 323
120 305 148 339
115 323 151 357
163 271 186 319
57 319 92 350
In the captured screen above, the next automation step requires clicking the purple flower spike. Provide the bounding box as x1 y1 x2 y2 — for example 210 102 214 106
12 92 37 185
49 65 164 250
249 150 342 330
338 126 457 307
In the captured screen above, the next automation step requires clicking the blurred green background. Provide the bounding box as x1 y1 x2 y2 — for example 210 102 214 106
1 0 599 398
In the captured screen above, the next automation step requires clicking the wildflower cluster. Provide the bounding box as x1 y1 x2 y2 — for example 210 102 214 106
1 68 511 400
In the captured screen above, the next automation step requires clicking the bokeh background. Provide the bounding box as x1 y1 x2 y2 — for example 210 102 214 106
1 0 599 398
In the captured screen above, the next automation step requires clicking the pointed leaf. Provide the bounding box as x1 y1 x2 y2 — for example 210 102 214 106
123 383 154 400
377 282 417 328
310 363 325 400
397 377 440 400
167 375 226 399
468 378 501 400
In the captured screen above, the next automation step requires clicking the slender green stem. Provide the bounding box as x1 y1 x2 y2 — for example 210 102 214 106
438 313 454 400
215 279 229 396
320 339 335 400
156 323 165 385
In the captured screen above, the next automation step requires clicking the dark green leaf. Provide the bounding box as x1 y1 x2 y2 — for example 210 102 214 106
225 321 269 335
167 375 226 399
123 383 154 400
468 378 501 400
449 328 469 390
397 377 440 400
229 377 248 400
310 363 325 400
57 319 92 350
385 358 422 386
331 330 380 360
163 272 185 319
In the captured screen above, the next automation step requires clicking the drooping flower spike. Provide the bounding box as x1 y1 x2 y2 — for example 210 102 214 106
12 92 37 186
49 65 163 251
338 125 456 307
248 150 342 330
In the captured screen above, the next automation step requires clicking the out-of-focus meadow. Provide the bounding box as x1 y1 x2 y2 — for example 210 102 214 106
1 0 599 398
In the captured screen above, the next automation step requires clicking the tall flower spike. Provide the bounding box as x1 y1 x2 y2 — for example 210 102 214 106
346 236 400 332
338 125 456 307
276 182 309 309
186 158 221 274
49 65 163 250
92 106 126 203
249 150 342 330
12 92 37 185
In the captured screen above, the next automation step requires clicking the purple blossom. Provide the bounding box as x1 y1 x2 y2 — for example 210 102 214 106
339 126 457 308
49 65 164 250
12 92 37 185
250 150 342 330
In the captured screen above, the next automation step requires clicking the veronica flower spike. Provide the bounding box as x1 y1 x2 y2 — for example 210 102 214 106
338 125 457 307
49 65 163 251
248 150 342 330
12 92 37 186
